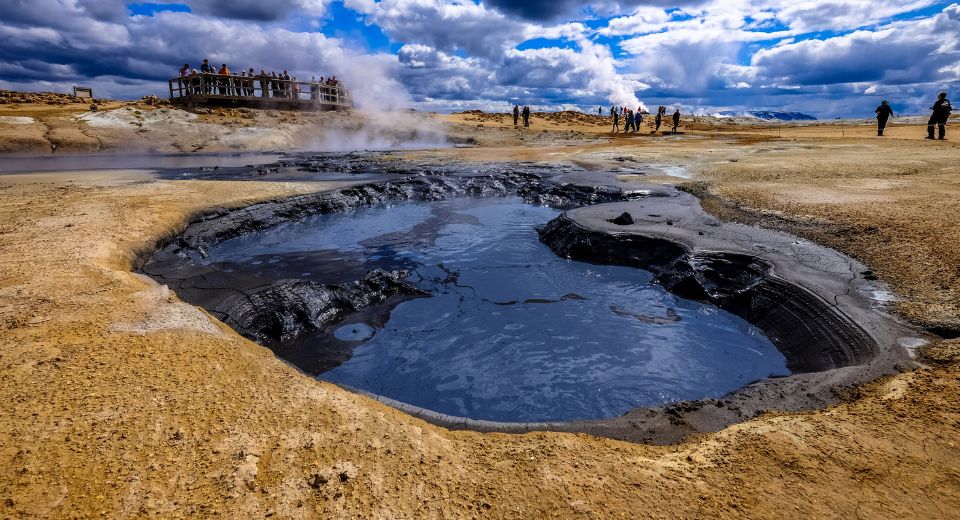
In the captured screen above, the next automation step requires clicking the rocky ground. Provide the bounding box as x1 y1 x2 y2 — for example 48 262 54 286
0 94 958 518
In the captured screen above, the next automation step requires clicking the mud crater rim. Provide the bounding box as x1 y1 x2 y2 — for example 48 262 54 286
138 161 917 443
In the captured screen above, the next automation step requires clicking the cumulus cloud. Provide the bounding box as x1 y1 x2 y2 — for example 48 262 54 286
1 0 958 117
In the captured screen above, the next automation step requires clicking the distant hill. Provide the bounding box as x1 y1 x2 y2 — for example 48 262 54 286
717 110 817 121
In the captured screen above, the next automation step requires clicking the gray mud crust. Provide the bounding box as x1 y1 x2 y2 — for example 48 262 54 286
141 169 926 445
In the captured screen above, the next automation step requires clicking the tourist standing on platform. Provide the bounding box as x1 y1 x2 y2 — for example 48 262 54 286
178 64 189 95
282 70 291 98
217 64 230 95
200 59 213 93
258 70 268 97
190 69 201 94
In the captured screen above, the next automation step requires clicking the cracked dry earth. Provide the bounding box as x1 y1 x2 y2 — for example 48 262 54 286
0 126 959 518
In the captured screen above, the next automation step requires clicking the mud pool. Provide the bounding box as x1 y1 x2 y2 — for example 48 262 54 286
196 197 789 422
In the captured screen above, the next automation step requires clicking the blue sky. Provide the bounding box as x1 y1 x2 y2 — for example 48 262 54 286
1 1 959 117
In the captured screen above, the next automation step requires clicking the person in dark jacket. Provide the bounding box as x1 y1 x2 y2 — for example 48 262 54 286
513 105 520 126
522 105 530 127
926 92 952 140
875 101 894 136
200 59 213 93
671 108 681 134
612 107 620 132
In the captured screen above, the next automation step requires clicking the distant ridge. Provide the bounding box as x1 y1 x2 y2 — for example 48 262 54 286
718 110 817 121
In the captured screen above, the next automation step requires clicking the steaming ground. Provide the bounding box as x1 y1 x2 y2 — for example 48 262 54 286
0 96 959 517
0 99 455 155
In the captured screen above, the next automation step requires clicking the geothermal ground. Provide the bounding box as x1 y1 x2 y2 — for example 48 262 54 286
0 97 958 518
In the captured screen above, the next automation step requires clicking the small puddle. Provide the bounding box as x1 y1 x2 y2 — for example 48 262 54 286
653 165 693 179
198 197 789 422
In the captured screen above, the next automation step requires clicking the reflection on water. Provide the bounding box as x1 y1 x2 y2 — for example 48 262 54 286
206 197 789 422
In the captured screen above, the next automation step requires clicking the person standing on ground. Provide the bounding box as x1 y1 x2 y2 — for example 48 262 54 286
598 107 602 116
875 100 894 136
612 107 620 132
513 105 520 126
522 105 531 127
654 106 663 133
927 92 952 140
634 109 643 132
672 108 681 134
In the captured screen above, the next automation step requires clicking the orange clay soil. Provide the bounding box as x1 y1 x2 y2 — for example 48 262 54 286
0 116 959 518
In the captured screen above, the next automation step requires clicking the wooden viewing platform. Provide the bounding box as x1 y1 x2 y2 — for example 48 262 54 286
168 74 352 111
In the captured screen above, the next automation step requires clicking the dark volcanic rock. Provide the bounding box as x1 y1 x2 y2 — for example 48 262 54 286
609 212 634 225
220 269 428 344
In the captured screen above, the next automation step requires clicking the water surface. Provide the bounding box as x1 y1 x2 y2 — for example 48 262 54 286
206 197 789 422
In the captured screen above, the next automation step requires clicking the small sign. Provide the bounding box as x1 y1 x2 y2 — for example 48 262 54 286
73 87 93 99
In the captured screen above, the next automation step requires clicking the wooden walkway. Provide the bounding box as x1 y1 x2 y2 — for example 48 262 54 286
168 74 352 111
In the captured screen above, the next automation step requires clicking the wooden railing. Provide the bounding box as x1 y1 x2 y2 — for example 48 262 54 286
168 74 352 109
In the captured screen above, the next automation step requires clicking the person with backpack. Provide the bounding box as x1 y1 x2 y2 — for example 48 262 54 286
522 105 530 127
926 92 952 140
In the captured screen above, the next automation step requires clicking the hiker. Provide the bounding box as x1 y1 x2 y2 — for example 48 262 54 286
247 68 255 96
291 77 300 100
271 72 279 98
598 107 602 116
513 105 520 126
672 108 681 134
522 105 531 127
624 108 633 133
926 92 952 140
612 108 620 132
282 70 291 98
217 64 230 95
200 59 213 93
654 106 663 133
875 101 894 136
634 109 643 132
